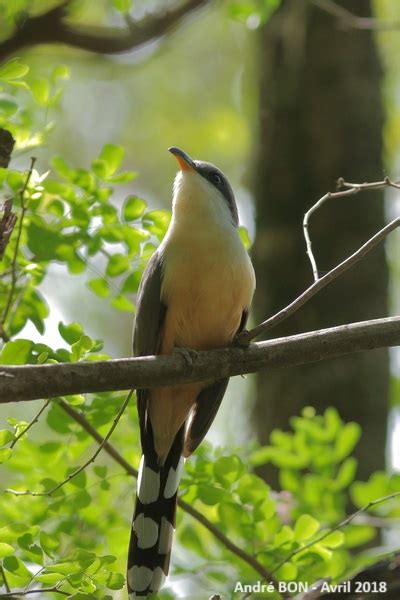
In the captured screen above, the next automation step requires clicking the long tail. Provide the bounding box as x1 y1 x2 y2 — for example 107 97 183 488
127 428 185 599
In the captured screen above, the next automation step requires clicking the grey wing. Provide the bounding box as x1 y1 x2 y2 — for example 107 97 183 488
184 309 249 456
133 251 166 459
133 250 166 357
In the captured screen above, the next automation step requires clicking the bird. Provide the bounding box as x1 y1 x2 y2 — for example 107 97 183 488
127 147 256 598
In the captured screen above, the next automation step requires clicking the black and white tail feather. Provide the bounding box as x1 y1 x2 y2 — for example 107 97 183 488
127 420 185 599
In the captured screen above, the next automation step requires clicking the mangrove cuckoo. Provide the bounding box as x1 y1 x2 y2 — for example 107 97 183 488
127 147 256 598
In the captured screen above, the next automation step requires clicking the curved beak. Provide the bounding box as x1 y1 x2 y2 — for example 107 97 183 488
168 147 196 172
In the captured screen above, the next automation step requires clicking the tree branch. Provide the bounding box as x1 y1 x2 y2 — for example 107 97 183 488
303 177 400 282
240 217 400 343
311 0 400 31
1 316 400 403
6 392 132 496
272 490 400 575
57 401 280 588
0 0 208 63
0 587 68 598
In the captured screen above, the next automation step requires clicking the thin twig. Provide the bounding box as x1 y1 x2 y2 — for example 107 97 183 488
311 0 400 31
1 157 36 334
57 401 280 588
238 217 400 344
303 176 400 281
271 490 400 574
0 587 69 597
10 400 50 449
0 565 11 593
6 391 133 497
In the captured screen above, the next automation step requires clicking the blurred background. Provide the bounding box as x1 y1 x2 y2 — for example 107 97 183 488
1 0 400 595
2 0 400 479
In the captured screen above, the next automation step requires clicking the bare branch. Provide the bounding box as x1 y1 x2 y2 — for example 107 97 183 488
6 392 132 498
239 218 400 343
311 0 400 31
303 177 400 281
1 316 400 403
0 586 69 597
0 0 208 62
57 401 280 587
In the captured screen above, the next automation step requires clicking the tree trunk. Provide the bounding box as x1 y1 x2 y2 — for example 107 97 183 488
252 0 388 485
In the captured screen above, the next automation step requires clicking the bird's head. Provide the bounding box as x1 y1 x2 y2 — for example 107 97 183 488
169 146 239 228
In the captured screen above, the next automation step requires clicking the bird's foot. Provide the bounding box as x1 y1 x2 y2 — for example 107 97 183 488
175 347 198 367
233 329 251 347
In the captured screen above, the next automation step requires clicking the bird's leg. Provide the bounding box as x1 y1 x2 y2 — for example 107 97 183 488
174 346 198 367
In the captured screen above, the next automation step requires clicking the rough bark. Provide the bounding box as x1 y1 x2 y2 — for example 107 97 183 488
252 0 388 484
1 316 398 403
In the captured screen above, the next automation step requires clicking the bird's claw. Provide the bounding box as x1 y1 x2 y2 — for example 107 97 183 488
175 347 198 367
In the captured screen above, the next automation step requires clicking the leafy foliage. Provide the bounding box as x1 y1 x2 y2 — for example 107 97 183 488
0 49 399 600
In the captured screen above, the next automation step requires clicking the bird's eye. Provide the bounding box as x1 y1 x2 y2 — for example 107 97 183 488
211 173 222 184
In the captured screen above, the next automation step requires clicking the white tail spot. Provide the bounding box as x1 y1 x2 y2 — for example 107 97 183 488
133 513 159 549
137 456 160 504
150 566 166 592
158 516 174 554
164 456 184 499
127 565 153 592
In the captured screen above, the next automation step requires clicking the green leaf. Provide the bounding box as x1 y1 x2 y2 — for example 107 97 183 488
36 572 64 584
106 571 125 590
106 254 130 277
0 448 12 464
51 155 75 180
58 322 85 345
333 457 357 490
142 210 171 239
0 339 33 365
97 144 125 177
197 484 227 505
88 278 110 298
71 335 94 360
0 542 14 558
40 531 60 556
276 562 297 581
0 98 18 117
239 225 251 249
213 455 243 486
0 58 29 81
113 0 132 13
47 403 73 434
66 467 87 489
321 530 344 548
111 295 135 312
94 465 107 478
123 196 147 221
294 514 320 541
334 422 361 461
3 555 32 583
228 0 281 27
236 473 271 504
122 271 141 293
65 394 85 406
51 64 70 81
31 78 50 105
0 429 14 447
